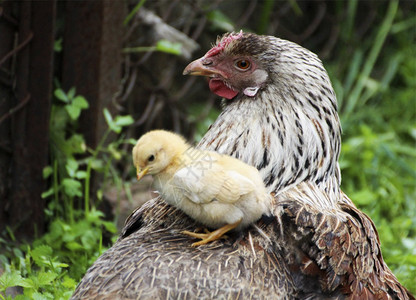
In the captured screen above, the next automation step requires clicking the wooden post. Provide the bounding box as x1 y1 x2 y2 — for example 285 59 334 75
1 0 56 239
62 0 125 149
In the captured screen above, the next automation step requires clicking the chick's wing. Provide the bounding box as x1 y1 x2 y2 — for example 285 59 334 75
172 159 255 205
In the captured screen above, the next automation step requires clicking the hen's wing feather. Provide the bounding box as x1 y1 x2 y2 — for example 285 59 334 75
274 182 414 299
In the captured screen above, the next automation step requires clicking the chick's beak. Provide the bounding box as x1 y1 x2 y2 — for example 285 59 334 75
183 57 226 78
136 167 149 181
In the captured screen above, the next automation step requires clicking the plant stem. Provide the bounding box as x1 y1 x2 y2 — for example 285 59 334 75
84 128 111 215
123 46 156 53
53 159 59 215
84 160 91 216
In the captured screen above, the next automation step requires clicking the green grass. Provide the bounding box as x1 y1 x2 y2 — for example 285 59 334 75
0 209 116 300
0 89 132 299
331 1 416 291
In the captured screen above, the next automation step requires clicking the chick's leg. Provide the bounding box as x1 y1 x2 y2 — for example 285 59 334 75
182 219 242 247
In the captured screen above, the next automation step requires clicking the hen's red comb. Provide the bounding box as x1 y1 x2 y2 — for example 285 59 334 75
205 31 244 58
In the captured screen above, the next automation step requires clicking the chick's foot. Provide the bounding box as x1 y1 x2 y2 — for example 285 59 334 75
182 220 241 246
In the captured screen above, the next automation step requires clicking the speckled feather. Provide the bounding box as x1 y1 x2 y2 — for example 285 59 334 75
71 32 413 300
73 199 292 299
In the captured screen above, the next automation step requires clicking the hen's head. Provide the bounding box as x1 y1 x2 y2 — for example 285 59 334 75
183 31 336 107
183 31 274 99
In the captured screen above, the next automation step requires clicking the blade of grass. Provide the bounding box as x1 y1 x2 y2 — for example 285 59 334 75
344 0 399 119
257 0 276 35
288 0 302 16
339 50 363 110
124 0 146 25
344 0 357 40
360 53 403 103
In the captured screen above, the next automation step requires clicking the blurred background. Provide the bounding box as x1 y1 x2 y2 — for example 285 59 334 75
0 0 415 297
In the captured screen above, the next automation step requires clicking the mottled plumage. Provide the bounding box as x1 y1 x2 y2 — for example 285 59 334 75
72 32 413 299
132 130 272 246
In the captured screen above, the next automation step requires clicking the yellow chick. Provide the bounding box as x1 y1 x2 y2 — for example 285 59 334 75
132 130 272 247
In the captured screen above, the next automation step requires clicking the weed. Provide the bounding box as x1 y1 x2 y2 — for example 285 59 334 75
0 88 134 299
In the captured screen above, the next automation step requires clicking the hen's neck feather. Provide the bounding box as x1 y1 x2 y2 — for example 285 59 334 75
198 37 342 206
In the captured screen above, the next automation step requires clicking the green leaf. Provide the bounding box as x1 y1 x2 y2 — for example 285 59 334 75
0 270 32 290
103 108 113 126
65 241 84 251
207 10 235 32
80 230 99 250
41 187 54 199
42 166 53 179
89 158 104 170
50 106 69 132
127 138 138 145
155 40 182 56
67 87 76 100
54 89 68 103
32 291 52 300
73 95 89 109
66 134 87 154
65 104 82 120
31 245 53 259
54 38 62 53
0 254 9 269
350 189 376 206
110 124 122 133
410 127 416 140
97 188 103 201
36 272 57 286
75 170 87 179
62 178 83 198
13 248 24 259
104 108 121 133
31 245 53 267
86 208 105 222
15 293 33 300
65 159 79 178
114 115 134 127
102 221 117 234
108 143 122 160
62 276 77 289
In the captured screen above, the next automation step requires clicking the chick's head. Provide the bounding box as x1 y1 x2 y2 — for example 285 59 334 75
132 130 188 180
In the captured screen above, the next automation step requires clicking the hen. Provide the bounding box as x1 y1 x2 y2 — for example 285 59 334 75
132 130 272 246
72 32 414 299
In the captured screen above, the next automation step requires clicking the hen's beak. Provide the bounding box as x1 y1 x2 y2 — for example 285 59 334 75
136 167 149 181
183 57 225 78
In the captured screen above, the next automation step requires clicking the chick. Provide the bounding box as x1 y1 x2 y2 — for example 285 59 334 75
132 130 272 247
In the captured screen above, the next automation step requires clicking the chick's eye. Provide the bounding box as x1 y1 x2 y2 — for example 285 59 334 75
235 60 250 70
148 155 155 162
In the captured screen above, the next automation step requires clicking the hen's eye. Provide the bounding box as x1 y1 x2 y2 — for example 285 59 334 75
235 60 250 70
148 155 155 162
